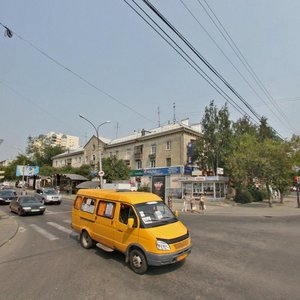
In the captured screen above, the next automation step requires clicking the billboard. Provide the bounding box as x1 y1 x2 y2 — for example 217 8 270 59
16 165 40 176
152 176 166 202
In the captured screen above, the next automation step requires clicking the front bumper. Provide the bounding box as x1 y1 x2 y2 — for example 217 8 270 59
145 245 192 266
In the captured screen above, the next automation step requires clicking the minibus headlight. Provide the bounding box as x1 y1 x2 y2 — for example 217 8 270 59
156 240 170 251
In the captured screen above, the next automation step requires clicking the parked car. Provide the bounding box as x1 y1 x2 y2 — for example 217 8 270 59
10 196 46 216
35 187 62 204
0 190 18 204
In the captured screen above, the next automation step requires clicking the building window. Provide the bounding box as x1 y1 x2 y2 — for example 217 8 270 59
166 157 171 166
136 161 142 169
109 152 113 158
150 160 156 168
92 154 96 161
115 151 119 158
125 149 131 160
166 141 171 150
92 144 96 151
151 144 156 154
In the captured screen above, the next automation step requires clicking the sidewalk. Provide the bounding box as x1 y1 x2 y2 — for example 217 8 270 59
1 194 300 248
0 209 19 247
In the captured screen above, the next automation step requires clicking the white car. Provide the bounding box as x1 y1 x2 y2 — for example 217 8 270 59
35 188 62 204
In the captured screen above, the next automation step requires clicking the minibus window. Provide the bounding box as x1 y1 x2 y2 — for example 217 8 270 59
135 201 177 228
119 204 137 227
97 201 115 219
80 198 95 214
74 196 83 210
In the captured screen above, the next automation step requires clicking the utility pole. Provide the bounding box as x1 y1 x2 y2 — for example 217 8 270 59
79 114 110 188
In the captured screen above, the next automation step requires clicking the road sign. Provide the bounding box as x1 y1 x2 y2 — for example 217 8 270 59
98 171 105 177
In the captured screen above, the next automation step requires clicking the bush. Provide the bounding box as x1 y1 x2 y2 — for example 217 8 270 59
249 188 264 202
138 184 150 192
234 190 254 204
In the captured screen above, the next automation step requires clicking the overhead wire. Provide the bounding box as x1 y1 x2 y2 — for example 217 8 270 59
140 1 263 120
180 0 294 134
198 0 294 134
122 0 257 123
0 21 156 125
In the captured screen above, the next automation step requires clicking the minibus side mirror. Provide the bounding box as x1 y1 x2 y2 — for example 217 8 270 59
174 211 179 217
127 218 134 229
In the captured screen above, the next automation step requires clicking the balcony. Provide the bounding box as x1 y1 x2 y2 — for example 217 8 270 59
134 153 143 160
148 153 156 160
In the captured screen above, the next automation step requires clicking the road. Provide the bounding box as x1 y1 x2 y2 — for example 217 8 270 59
1 197 300 299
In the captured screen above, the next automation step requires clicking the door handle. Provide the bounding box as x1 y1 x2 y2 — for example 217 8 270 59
117 229 123 232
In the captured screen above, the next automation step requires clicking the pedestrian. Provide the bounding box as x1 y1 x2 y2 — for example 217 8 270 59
191 194 196 212
167 195 173 210
182 192 188 212
199 193 205 211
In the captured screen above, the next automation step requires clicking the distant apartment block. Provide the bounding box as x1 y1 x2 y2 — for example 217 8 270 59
47 132 80 149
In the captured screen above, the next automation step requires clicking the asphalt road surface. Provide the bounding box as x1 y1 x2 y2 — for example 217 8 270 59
1 197 300 300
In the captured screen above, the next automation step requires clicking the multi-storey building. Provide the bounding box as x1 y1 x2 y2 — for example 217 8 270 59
52 119 228 200
46 132 80 149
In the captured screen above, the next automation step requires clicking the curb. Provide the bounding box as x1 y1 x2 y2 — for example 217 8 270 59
0 212 19 247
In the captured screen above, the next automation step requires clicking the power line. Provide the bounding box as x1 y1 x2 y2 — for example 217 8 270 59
180 0 294 134
197 0 294 134
140 1 263 120
0 21 156 126
123 0 257 123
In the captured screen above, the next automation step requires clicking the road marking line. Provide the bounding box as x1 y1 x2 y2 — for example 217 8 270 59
18 226 26 233
63 219 71 224
29 224 59 241
47 222 73 235
45 210 72 215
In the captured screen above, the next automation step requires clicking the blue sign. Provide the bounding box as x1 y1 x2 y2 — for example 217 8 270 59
144 166 181 176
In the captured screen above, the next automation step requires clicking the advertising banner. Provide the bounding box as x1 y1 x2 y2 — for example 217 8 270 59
16 165 40 176
152 176 166 202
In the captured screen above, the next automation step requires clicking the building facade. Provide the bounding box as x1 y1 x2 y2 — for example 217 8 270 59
52 119 229 200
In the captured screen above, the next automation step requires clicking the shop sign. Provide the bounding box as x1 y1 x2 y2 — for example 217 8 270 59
144 166 181 176
130 169 144 176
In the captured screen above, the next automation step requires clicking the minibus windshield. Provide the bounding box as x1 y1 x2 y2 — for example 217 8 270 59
134 201 177 228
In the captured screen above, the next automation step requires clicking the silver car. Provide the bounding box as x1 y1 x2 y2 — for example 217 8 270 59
35 188 62 205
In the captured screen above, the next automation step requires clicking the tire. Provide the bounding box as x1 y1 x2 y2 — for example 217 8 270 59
80 231 94 249
18 208 23 216
57 201 61 205
129 248 148 274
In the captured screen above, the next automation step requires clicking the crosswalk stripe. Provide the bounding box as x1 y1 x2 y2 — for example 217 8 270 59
47 222 73 235
29 224 59 241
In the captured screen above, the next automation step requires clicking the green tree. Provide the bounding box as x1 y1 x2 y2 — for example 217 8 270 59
26 135 65 166
194 100 232 174
102 156 131 183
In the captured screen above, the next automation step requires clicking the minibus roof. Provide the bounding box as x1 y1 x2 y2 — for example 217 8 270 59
76 189 163 205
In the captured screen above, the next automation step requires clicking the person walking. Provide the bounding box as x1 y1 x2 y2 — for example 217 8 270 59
167 195 173 210
182 192 188 212
191 194 196 212
199 193 206 211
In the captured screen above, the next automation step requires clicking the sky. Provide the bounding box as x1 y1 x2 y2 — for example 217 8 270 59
1 0 300 161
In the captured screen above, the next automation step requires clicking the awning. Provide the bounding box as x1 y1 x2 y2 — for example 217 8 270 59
63 174 89 181
76 181 100 189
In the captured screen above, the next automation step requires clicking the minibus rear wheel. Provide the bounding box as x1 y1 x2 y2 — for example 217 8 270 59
129 249 148 274
80 230 94 249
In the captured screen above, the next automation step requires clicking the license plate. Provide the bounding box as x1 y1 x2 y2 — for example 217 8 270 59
176 253 188 262
31 209 39 212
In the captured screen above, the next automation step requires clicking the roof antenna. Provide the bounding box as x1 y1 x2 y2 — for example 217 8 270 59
173 102 176 124
157 107 161 127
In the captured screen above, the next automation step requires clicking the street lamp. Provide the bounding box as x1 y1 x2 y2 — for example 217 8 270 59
79 114 110 188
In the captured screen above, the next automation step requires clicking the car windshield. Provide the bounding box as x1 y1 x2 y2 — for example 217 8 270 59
44 189 57 195
134 201 177 228
0 190 16 196
20 197 40 204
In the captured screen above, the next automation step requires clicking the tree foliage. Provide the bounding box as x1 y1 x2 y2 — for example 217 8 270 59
102 156 131 183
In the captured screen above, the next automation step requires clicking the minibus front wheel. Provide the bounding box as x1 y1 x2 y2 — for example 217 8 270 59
129 248 148 274
80 230 94 249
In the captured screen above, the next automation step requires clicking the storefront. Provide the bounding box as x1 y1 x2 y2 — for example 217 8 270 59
178 176 229 200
